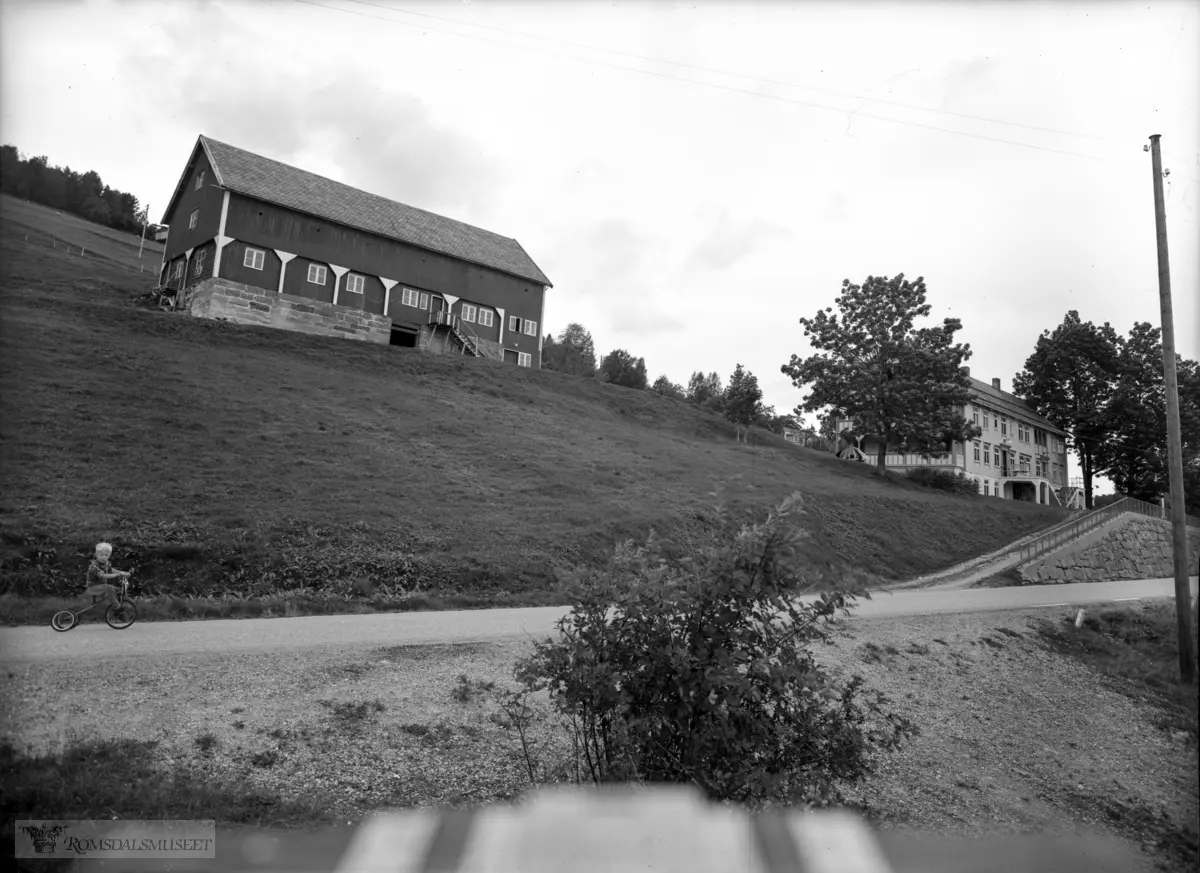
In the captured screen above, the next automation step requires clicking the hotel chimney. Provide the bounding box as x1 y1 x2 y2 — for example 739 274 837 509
992 378 1001 391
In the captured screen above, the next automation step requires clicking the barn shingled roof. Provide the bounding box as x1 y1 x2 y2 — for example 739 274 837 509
191 135 551 287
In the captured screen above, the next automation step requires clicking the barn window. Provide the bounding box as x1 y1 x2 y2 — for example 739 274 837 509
346 273 365 294
173 261 184 280
518 352 532 368
193 250 207 277
189 208 199 230
461 304 477 323
523 319 538 336
307 264 327 285
195 171 206 191
243 247 265 270
401 287 419 307
419 292 430 310
477 309 494 328
508 316 520 333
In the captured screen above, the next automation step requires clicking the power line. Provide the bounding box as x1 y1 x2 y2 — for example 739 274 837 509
289 0 1114 163
344 0 1103 143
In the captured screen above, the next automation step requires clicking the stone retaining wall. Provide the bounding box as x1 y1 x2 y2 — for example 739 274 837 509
186 279 390 345
1020 514 1200 584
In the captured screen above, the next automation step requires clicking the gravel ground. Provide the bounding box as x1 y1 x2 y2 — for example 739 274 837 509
1 607 1195 871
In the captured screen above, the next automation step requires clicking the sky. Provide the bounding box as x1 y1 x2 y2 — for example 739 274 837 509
2 0 1198 492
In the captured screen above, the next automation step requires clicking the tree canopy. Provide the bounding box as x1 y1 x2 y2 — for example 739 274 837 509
599 349 648 390
1084 322 1198 513
650 375 685 399
1012 311 1121 508
723 364 764 443
686 371 724 410
542 323 597 376
781 273 978 474
1 144 145 233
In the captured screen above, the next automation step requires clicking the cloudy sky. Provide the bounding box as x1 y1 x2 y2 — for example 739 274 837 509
3 0 1198 487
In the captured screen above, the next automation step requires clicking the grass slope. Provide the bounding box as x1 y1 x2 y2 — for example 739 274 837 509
0 194 1068 614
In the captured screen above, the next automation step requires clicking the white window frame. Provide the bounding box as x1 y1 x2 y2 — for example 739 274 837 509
462 303 477 323
189 208 199 230
173 260 184 280
517 352 532 368
523 319 538 336
346 273 365 295
984 480 990 497
983 443 991 466
195 171 205 191
509 315 520 333
401 287 419 307
307 264 328 285
243 247 265 271
193 249 207 277
419 292 430 310
477 309 494 328
973 441 980 462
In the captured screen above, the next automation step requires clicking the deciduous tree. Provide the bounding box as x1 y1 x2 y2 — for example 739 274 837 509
686 371 724 409
543 323 597 376
1013 311 1121 508
650 375 685 399
723 364 764 443
1093 322 1200 510
599 349 648 390
781 273 979 475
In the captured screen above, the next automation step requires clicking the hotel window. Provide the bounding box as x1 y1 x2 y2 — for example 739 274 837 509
517 352 532 367
972 409 980 426
981 409 989 430
993 413 998 430
189 208 199 230
1001 417 1007 436
983 443 991 466
523 319 538 336
462 303 477 323
984 480 990 496
243 247 265 270
346 274 365 294
477 309 494 328
193 249 207 277
973 441 981 461
195 171 206 191
308 264 328 285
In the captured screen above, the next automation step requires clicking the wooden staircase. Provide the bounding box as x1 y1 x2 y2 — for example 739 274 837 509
427 311 493 360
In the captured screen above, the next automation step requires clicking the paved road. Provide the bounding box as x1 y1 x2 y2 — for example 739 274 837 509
2 577 1196 665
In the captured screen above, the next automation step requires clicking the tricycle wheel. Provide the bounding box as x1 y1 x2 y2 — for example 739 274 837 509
51 610 78 632
106 599 138 630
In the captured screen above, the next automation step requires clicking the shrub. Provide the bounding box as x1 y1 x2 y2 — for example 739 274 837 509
904 467 978 495
510 493 916 808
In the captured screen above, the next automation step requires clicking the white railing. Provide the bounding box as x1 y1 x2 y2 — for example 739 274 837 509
884 453 963 468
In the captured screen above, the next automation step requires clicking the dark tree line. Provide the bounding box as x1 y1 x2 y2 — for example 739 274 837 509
1 144 146 233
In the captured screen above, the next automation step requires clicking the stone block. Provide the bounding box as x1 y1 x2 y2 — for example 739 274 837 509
249 302 270 312
292 304 317 314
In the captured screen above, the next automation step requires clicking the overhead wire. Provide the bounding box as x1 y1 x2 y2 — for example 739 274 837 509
289 0 1116 163
342 0 1103 143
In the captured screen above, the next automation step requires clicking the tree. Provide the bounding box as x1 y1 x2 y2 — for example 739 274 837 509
1013 311 1121 508
686 371 724 409
543 322 597 376
1093 322 1200 509
599 349 648 390
781 273 979 475
723 364 764 443
650 375 685 399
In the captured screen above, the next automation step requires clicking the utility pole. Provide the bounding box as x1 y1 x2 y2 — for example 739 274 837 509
1148 134 1197 685
138 203 150 262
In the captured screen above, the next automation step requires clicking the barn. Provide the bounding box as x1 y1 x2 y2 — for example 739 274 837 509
158 135 551 367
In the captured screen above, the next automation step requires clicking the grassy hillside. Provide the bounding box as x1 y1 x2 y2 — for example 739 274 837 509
0 195 1069 615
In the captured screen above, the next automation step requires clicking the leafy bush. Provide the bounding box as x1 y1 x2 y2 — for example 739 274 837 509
904 467 978 495
509 493 916 808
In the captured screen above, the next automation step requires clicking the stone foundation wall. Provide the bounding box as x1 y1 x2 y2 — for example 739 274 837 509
1020 514 1200 584
186 279 390 345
